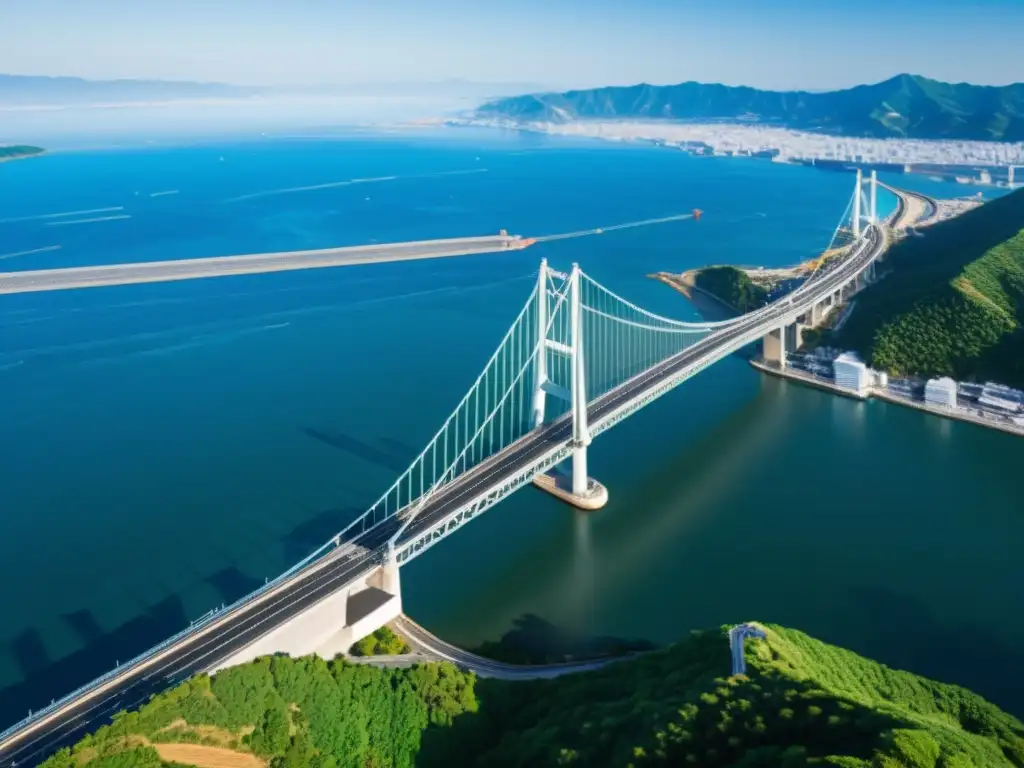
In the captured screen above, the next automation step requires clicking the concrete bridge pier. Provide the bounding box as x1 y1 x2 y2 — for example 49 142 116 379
209 559 403 673
534 445 609 511
763 325 787 368
809 300 824 327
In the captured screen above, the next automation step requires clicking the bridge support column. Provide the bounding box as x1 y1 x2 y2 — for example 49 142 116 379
852 168 863 238
536 263 607 511
209 558 404 673
531 259 549 428
762 325 787 368
870 170 878 224
810 301 824 327
789 323 805 353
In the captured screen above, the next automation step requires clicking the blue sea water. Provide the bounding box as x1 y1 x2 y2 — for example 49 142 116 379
1 129 1021 726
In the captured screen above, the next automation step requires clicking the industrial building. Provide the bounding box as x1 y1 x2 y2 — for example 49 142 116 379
925 377 958 408
833 352 870 394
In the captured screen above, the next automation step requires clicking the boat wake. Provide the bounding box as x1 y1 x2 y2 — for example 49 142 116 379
45 215 132 227
225 168 488 203
0 245 61 261
0 206 124 225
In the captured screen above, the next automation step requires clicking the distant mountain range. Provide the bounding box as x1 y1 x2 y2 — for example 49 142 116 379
476 74 1024 141
0 74 548 108
0 74 262 106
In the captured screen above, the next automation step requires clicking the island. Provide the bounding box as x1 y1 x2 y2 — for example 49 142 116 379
0 144 45 162
652 265 769 315
35 622 1024 767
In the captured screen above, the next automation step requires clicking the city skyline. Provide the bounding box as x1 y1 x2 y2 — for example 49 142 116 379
1 0 1023 92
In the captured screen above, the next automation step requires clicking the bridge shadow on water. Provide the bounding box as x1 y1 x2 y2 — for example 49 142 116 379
283 503 366 564
0 564 264 731
0 595 189 728
302 427 418 475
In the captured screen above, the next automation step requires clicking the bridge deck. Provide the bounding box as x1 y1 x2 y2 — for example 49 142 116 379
0 201 899 766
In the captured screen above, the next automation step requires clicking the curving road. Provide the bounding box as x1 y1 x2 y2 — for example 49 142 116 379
0 220 888 767
0 235 526 295
389 616 624 680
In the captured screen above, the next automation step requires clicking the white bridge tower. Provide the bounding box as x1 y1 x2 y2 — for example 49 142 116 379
531 260 608 510
851 168 879 237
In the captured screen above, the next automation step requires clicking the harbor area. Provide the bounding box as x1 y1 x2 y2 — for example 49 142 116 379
754 350 1024 438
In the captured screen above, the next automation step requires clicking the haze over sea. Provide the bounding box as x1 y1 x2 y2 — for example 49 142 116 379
1 128 1022 728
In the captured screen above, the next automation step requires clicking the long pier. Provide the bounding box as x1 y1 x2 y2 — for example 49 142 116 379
0 234 530 295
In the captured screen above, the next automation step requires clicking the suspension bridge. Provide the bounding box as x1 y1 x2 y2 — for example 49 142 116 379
1 169 904 767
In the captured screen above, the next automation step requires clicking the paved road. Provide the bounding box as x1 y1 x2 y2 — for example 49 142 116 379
390 616 623 680
0 235 524 295
879 181 937 229
0 224 885 767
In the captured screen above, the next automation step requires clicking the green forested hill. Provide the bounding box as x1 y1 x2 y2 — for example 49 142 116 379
477 74 1024 141
694 265 770 313
39 623 1024 768
837 189 1024 386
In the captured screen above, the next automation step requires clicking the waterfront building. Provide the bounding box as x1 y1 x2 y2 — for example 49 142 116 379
925 377 958 408
833 352 870 394
981 382 1023 404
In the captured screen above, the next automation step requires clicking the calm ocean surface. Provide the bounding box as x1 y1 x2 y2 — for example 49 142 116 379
1 128 1021 725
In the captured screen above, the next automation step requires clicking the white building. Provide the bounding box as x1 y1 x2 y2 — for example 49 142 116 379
833 352 870 394
981 382 1023 404
925 377 958 408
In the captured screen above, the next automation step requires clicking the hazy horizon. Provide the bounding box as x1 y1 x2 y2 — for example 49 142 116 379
2 0 1022 94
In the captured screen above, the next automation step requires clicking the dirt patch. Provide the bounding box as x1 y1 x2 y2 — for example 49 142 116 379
155 720 249 748
153 743 267 768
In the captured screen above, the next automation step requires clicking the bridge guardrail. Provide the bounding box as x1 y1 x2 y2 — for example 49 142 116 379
0 544 332 745
0 217 892 749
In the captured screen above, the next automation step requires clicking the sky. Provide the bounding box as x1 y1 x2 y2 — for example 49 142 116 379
1 0 1022 92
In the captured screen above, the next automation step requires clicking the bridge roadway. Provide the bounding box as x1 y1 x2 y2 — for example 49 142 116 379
880 181 938 230
0 235 524 295
0 225 885 767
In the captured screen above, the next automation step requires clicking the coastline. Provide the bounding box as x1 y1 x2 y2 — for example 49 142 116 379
648 270 742 318
0 147 45 164
453 117 1024 181
754 361 1024 438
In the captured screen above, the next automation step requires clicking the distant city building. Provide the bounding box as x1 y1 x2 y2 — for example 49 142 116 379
925 377 958 408
833 352 870 393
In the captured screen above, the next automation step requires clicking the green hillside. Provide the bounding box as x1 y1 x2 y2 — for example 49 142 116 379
39 624 1024 768
477 74 1024 141
837 189 1024 386
695 266 770 313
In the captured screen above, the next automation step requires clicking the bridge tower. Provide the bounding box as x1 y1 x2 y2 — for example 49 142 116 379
531 261 608 510
569 263 592 496
532 259 550 427
852 168 863 237
869 170 878 224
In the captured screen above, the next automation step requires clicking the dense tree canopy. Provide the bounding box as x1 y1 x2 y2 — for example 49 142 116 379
38 623 1024 768
838 188 1024 386
695 266 770 313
